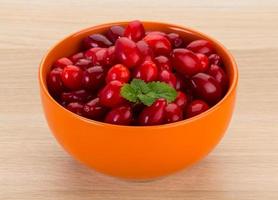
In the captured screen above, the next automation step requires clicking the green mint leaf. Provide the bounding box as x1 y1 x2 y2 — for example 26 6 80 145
148 81 178 103
130 79 151 94
120 84 138 103
138 94 155 106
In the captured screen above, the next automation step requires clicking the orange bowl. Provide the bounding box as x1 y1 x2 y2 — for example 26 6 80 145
39 21 238 180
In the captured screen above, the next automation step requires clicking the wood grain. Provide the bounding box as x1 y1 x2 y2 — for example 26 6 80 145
1 0 278 199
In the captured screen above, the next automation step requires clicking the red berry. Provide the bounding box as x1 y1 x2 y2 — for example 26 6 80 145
138 98 167 126
186 100 209 118
187 39 215 56
61 89 91 103
158 70 177 88
154 56 172 71
61 65 83 90
146 31 166 36
47 67 64 96
84 47 102 59
165 103 183 123
208 53 222 66
174 91 188 109
106 64 130 83
107 46 116 65
190 73 222 104
83 34 112 49
106 25 125 43
69 52 84 63
207 64 228 92
175 74 187 91
136 40 154 61
196 53 209 72
66 102 84 116
171 48 201 77
104 105 133 125
167 33 184 48
82 66 105 90
75 58 92 69
115 37 141 68
133 60 158 82
53 57 72 68
98 80 125 108
124 20 145 42
93 48 110 66
143 34 172 55
83 98 107 120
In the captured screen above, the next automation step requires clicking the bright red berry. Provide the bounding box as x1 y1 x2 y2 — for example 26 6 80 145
174 91 188 109
187 39 215 56
196 53 209 72
106 64 130 83
53 57 73 68
186 100 209 118
143 34 172 55
61 65 83 90
158 70 177 88
133 60 158 82
208 53 222 66
165 103 183 123
207 64 228 92
167 33 184 48
136 40 154 61
154 55 172 71
124 20 145 42
104 105 133 125
69 52 84 63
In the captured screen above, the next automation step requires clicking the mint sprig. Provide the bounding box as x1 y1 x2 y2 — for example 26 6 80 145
120 79 177 106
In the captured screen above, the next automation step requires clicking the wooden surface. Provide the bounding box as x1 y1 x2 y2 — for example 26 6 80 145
1 0 278 199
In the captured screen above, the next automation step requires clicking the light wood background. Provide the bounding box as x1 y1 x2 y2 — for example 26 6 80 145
1 0 278 199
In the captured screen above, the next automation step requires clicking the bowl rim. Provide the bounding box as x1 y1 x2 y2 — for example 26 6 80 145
39 21 238 129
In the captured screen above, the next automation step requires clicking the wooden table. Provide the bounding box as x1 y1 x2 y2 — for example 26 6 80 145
1 1 278 199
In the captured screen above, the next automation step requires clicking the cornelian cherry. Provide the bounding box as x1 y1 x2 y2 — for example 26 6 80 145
208 64 228 92
186 100 209 118
143 34 172 55
83 98 107 120
61 65 83 90
106 64 130 83
158 70 177 88
187 39 215 56
196 53 209 72
47 67 64 96
106 25 125 43
104 105 133 125
82 66 105 90
66 102 84 116
133 60 158 82
165 103 183 123
53 57 72 68
154 56 172 71
124 20 145 42
174 91 188 109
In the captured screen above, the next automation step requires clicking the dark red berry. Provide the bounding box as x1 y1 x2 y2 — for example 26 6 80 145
106 64 130 83
154 56 172 71
66 102 84 116
186 100 209 118
133 60 158 82
171 48 201 77
53 57 72 68
83 98 107 120
207 64 228 92
167 33 184 48
47 67 64 96
61 89 91 103
165 103 183 123
84 47 102 59
61 65 83 90
82 66 105 90
190 73 222 104
175 74 187 91
124 20 145 42
158 70 177 88
106 25 125 43
107 46 116 65
187 39 215 56
69 52 84 63
174 91 188 109
138 98 167 126
143 34 172 55
93 48 110 66
196 53 209 72
136 40 154 61
98 80 125 108
75 58 92 69
104 105 133 125
115 37 141 68
209 53 222 66
83 34 112 49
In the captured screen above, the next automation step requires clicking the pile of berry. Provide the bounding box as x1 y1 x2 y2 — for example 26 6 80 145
47 20 228 126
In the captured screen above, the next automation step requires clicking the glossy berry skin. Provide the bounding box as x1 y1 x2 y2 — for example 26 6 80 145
69 52 84 63
47 67 64 96
158 70 177 88
171 48 201 77
115 37 141 68
124 20 145 42
61 65 83 90
53 57 72 68
75 58 92 69
133 60 158 82
107 46 116 65
104 105 133 125
165 103 183 123
154 56 172 71
106 25 125 43
174 91 188 109
92 48 110 66
138 99 167 126
207 64 228 92
83 98 107 120
187 39 215 56
196 53 209 72
82 66 105 90
186 100 209 118
209 53 222 66
83 34 112 49
61 89 91 103
106 64 130 83
167 33 183 48
66 102 84 116
98 80 125 108
143 34 172 56
175 74 187 91
136 40 154 61
190 73 222 104
84 47 102 59
146 31 166 36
